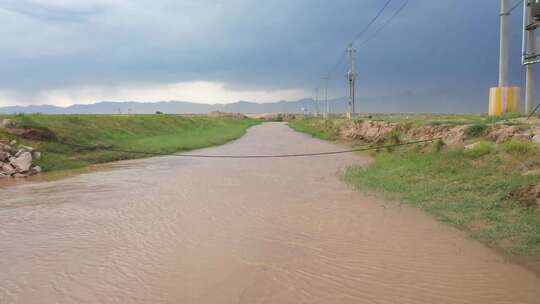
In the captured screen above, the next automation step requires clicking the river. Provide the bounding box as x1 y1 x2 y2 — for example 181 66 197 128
1 122 539 303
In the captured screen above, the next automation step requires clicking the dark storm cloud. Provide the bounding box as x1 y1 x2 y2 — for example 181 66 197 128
0 0 532 111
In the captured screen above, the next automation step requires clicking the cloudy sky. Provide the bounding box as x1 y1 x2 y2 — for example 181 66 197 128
0 0 535 112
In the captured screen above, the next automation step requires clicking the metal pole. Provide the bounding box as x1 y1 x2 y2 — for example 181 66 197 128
346 44 357 118
499 0 510 87
524 0 535 113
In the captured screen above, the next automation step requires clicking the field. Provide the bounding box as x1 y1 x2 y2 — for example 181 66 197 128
0 114 258 172
289 115 540 261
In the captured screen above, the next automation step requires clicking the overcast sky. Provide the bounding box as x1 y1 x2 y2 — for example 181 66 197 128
0 0 535 112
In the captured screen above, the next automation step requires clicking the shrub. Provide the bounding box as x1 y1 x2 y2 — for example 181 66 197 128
385 130 402 152
465 141 495 159
431 139 445 153
502 140 538 156
385 130 402 145
465 124 488 138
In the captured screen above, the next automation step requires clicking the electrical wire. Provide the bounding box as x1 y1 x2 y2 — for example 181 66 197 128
357 0 409 49
320 0 393 80
350 0 393 45
507 0 523 14
61 138 442 159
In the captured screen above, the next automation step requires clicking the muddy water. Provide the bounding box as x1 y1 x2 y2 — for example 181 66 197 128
1 123 539 303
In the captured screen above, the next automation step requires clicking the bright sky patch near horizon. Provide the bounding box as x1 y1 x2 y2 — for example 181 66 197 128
0 0 535 112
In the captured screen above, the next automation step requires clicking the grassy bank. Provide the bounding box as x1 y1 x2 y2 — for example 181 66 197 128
0 114 258 172
289 117 540 259
288 118 346 140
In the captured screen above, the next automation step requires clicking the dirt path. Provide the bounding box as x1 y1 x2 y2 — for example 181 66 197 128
1 122 539 303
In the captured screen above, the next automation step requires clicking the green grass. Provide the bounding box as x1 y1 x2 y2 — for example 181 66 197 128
0 114 259 172
502 140 538 157
288 118 347 141
288 116 540 259
464 124 488 138
346 147 540 257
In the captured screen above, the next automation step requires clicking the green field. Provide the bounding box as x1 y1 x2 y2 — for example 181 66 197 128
289 117 540 260
0 114 258 172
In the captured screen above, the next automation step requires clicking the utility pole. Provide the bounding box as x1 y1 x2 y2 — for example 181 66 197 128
346 43 357 119
322 76 329 117
523 0 537 114
314 88 320 117
500 0 510 87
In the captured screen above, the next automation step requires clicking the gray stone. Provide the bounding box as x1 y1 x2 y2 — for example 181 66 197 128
18 145 34 152
11 152 32 172
1 163 16 175
0 173 9 178
0 119 14 129
0 151 9 162
533 135 540 145
30 166 42 175
9 140 16 146
13 173 29 178
0 143 13 152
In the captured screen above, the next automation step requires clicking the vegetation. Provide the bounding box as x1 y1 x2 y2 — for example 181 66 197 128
464 123 488 138
346 146 540 257
288 118 348 140
289 116 540 259
0 114 258 172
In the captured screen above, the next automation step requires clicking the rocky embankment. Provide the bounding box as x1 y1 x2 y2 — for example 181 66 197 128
339 120 540 145
0 140 42 178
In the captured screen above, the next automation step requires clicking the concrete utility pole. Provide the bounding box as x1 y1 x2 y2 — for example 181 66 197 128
314 88 320 117
523 0 537 114
346 43 357 118
322 76 329 117
500 0 510 87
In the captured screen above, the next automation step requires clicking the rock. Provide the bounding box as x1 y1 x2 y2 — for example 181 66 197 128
32 151 42 160
0 151 9 162
9 140 16 146
0 143 15 153
31 166 42 174
0 119 14 129
10 152 32 172
18 145 34 152
485 125 519 143
0 172 9 179
533 135 540 145
13 173 29 178
340 121 403 142
465 142 479 150
1 163 16 175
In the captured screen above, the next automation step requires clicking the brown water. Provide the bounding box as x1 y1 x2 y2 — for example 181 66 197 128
1 122 539 304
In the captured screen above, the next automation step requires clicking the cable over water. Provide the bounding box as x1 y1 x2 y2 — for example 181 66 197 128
62 138 442 159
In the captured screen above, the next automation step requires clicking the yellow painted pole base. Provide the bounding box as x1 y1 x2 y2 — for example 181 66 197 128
489 87 520 116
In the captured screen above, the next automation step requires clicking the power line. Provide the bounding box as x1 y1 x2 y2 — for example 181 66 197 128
321 0 393 80
61 138 442 159
357 0 409 49
351 0 393 45
507 0 522 14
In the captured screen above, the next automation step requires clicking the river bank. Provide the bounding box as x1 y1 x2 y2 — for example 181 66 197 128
0 114 258 173
288 115 540 266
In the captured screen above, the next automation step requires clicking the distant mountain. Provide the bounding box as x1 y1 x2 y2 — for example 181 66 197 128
0 98 351 115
